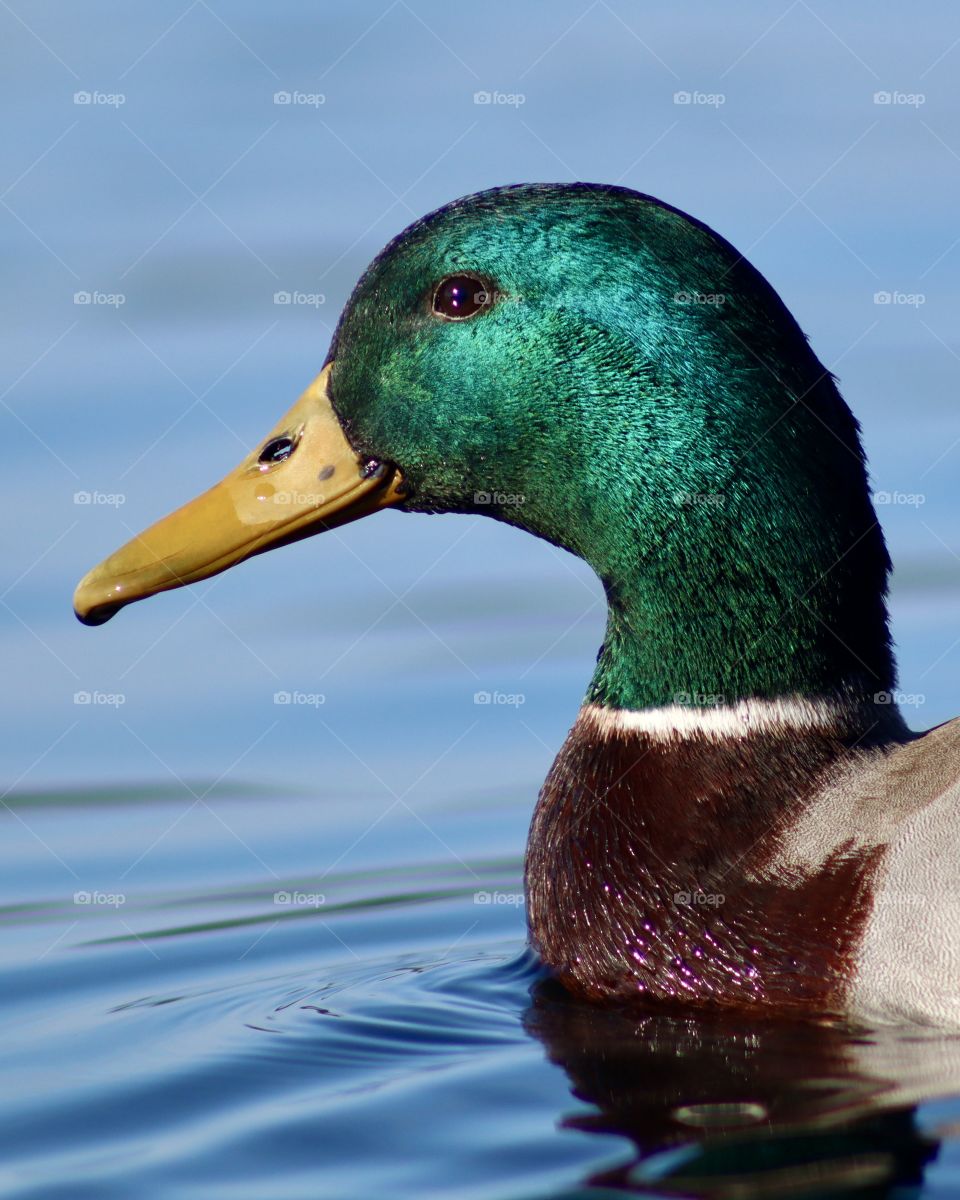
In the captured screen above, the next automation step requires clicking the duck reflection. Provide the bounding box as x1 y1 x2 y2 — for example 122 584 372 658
526 979 946 1197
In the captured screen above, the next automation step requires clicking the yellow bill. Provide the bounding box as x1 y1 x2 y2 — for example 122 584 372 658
73 363 405 625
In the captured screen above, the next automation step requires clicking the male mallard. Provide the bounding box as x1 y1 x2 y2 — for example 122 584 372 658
74 184 960 1026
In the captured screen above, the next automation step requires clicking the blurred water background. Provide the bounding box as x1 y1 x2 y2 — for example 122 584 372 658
2 3 960 1197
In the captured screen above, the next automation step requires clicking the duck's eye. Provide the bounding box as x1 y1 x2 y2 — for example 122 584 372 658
258 435 297 468
432 274 491 320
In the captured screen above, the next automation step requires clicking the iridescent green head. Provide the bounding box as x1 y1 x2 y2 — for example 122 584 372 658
76 183 894 711
329 183 893 709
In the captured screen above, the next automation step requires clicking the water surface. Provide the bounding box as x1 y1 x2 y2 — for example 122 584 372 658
5 779 960 1199
4 2 960 1196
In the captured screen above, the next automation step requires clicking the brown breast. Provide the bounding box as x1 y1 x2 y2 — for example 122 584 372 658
524 708 890 1013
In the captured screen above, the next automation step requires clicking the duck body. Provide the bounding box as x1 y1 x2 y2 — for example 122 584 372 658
74 183 960 1025
529 701 960 1025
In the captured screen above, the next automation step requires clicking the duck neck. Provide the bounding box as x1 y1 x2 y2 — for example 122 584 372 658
583 489 896 719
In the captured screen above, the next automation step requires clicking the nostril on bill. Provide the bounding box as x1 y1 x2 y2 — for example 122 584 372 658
258 436 297 468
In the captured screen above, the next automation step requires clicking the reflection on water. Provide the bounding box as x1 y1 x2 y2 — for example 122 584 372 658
529 984 948 1197
1 781 959 1197
5 2 960 1194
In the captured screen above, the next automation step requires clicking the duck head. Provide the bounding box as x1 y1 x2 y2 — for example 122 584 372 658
74 183 895 711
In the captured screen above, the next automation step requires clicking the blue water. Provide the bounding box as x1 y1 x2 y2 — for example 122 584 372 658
4 3 960 1196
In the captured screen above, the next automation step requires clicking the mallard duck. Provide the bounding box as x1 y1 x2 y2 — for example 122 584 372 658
74 183 960 1026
